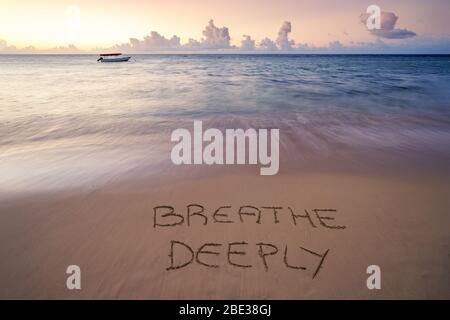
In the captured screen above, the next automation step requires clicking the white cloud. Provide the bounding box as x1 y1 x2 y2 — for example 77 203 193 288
50 44 82 53
258 38 277 51
198 19 231 49
2 16 449 54
276 21 295 50
129 32 181 51
0 39 17 52
241 35 255 51
0 39 37 53
361 11 416 39
110 19 231 52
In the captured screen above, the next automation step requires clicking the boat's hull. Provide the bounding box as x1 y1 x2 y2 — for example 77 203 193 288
99 56 131 62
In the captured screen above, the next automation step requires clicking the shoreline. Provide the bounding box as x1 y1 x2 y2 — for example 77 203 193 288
1 109 450 197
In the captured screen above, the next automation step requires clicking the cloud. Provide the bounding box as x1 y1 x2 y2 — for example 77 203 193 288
110 32 181 52
290 35 450 54
240 35 255 51
276 21 295 50
3 17 448 54
361 11 416 39
107 20 293 52
199 19 231 49
95 18 444 54
131 32 181 51
0 39 37 53
50 44 82 53
328 41 344 50
379 11 397 30
0 39 17 52
183 38 202 50
22 45 36 52
259 38 278 51
370 28 416 39
111 19 231 52
256 21 295 51
0 39 81 53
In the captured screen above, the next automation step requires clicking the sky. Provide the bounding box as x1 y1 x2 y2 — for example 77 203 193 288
1 0 450 53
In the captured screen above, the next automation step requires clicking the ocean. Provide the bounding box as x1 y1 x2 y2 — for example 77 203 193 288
1 54 450 192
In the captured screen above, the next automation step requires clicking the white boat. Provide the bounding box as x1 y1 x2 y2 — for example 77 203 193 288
97 53 131 62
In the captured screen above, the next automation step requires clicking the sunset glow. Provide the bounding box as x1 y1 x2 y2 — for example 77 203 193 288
1 0 449 52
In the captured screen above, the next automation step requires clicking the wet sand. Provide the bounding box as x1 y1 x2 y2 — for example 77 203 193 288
0 169 449 299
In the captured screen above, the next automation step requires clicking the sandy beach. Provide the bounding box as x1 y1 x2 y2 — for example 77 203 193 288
1 54 450 300
1 167 449 299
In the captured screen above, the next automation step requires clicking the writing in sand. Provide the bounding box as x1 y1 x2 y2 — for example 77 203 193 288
153 204 347 279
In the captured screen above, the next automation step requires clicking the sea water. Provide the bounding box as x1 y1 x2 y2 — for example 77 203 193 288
1 54 450 192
